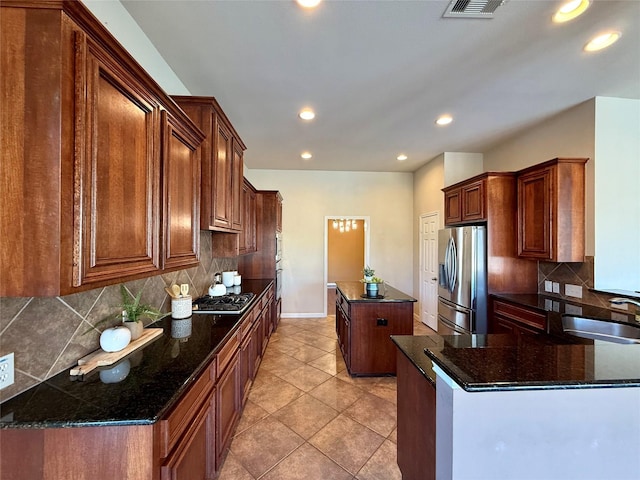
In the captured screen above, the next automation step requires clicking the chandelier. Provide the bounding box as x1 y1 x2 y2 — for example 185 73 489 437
332 219 358 233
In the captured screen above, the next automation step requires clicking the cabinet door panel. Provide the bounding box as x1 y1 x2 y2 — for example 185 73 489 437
162 112 200 270
231 141 243 231
216 353 240 466
213 118 232 229
444 188 462 225
518 168 552 259
75 37 161 286
462 180 485 221
161 399 215 480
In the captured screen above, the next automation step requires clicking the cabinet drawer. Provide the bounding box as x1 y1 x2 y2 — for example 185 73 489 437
216 332 240 376
158 361 215 458
337 292 350 318
240 308 257 339
493 300 547 331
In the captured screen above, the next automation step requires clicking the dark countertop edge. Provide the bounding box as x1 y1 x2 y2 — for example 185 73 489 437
391 336 436 387
8 418 158 430
423 347 640 393
336 281 417 303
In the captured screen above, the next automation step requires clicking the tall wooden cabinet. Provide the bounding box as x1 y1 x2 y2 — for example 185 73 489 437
0 1 204 297
443 173 538 294
517 158 588 262
172 96 246 233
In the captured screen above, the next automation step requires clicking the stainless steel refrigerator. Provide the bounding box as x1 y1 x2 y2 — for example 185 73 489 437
437 226 487 335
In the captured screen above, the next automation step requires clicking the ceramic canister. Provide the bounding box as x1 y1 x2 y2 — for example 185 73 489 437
222 271 235 287
171 295 192 319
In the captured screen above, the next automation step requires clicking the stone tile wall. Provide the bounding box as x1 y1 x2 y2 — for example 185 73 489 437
537 256 625 308
0 232 237 401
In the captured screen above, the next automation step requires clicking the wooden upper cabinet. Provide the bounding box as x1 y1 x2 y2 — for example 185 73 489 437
0 2 204 296
517 158 588 262
231 141 244 231
239 178 257 255
161 112 204 270
443 176 486 225
172 96 246 233
213 118 233 229
74 32 163 287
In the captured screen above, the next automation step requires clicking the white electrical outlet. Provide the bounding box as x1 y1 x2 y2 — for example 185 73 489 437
544 281 553 292
565 284 583 299
552 282 560 294
0 353 15 390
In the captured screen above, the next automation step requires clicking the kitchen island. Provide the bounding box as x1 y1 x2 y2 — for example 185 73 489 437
392 332 640 480
335 281 416 375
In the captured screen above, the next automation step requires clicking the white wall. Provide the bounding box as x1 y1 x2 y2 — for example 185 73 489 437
413 155 445 317
594 97 640 291
81 0 190 95
483 99 596 256
246 170 414 316
443 152 484 187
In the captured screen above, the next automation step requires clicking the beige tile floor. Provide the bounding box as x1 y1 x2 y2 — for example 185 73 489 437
218 310 436 480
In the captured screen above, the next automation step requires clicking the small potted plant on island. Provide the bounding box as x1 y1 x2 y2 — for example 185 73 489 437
363 266 375 282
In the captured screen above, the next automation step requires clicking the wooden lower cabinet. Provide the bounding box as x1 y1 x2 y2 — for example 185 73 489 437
396 349 435 480
160 396 215 480
216 347 241 468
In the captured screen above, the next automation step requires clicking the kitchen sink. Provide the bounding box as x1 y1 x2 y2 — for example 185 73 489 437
562 315 640 344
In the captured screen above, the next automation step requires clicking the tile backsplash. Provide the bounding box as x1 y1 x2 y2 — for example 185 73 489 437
537 256 631 309
0 232 236 402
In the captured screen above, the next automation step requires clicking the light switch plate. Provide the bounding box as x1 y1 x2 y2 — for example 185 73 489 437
0 353 15 390
552 282 560 294
544 280 553 292
565 284 583 299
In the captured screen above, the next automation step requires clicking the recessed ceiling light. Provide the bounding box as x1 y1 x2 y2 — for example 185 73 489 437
301 151 312 160
584 31 622 52
552 0 591 23
397 154 408 161
296 0 322 8
436 115 453 126
298 108 315 120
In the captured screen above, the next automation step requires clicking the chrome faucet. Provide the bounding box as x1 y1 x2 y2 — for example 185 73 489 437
610 297 640 322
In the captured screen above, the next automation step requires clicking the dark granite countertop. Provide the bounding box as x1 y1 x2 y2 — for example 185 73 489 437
0 279 273 429
336 281 417 303
393 332 640 392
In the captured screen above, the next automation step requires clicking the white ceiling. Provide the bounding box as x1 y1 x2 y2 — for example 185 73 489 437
121 0 640 173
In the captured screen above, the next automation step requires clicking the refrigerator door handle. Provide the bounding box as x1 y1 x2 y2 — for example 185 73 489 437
445 237 457 293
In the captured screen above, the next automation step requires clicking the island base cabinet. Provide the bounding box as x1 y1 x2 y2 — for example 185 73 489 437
396 350 436 480
349 302 414 375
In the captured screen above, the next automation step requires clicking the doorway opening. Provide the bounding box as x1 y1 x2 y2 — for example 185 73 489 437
324 216 370 316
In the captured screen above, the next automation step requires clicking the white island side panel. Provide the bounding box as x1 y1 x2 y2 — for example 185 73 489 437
434 366 640 480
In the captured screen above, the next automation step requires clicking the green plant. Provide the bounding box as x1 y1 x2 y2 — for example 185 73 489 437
118 284 161 322
360 276 384 284
363 266 375 277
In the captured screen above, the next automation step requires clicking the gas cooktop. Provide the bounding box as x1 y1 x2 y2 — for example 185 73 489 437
192 293 255 314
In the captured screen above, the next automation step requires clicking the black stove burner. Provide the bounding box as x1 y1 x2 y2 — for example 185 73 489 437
192 293 255 314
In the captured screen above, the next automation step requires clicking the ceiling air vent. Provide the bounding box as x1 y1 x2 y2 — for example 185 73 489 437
443 0 505 19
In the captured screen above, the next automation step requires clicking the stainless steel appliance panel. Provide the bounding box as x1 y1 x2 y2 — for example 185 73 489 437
437 225 488 334
438 297 473 333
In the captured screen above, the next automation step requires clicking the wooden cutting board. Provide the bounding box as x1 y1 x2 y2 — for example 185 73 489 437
70 328 163 378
